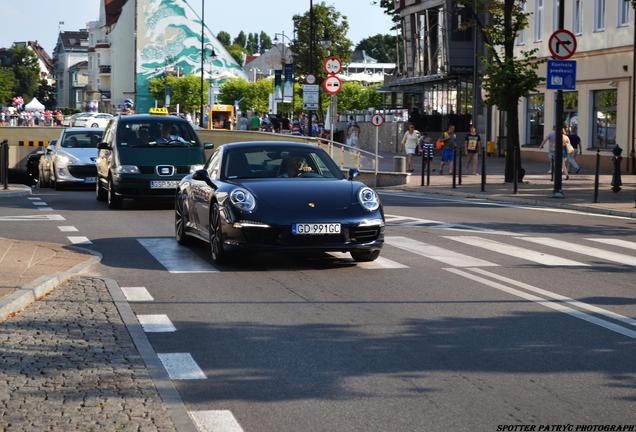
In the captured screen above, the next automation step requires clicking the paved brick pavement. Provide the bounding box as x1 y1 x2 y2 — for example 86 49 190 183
0 277 176 432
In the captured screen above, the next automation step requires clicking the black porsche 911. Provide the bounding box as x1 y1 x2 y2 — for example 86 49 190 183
175 141 384 264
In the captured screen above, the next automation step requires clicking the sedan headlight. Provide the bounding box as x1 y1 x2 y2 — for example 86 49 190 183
358 187 380 212
190 164 204 174
115 165 140 174
229 188 256 212
55 152 75 167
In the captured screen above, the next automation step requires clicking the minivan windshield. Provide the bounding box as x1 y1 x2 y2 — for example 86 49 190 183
60 131 104 148
117 119 200 148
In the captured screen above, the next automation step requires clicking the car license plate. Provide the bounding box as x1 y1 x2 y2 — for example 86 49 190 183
292 223 341 235
150 180 179 189
84 177 96 183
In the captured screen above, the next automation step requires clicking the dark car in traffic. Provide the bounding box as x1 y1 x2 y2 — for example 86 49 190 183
175 141 384 264
96 114 212 208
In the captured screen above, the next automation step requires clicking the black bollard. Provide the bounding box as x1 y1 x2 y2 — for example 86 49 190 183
421 150 425 187
1 140 8 190
611 145 623 193
426 156 431 186
593 147 601 203
513 145 518 194
458 147 463 186
452 146 457 189
550 158 554 182
481 142 486 192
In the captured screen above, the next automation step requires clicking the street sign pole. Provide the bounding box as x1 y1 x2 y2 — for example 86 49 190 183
553 0 566 198
375 126 379 188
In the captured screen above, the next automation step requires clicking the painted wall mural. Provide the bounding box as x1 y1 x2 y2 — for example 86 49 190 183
135 0 246 113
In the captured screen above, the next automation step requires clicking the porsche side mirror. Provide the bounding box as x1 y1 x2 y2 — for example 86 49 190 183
192 169 209 182
204 142 214 150
98 142 111 150
348 168 360 181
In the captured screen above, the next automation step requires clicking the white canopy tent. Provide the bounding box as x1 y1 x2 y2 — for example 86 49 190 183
24 98 45 112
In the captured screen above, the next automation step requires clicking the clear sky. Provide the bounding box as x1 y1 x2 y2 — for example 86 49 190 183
0 0 393 55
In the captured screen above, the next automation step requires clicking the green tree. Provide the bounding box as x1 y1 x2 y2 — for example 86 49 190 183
148 74 208 113
355 34 397 63
291 2 352 78
336 82 383 111
0 68 16 105
226 44 245 65
35 79 56 109
259 32 273 54
8 45 40 99
233 31 247 49
246 33 259 55
217 31 231 47
372 0 401 31
218 78 271 113
460 0 543 182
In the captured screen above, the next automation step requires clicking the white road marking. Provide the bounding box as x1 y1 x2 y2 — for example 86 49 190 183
121 286 154 302
137 238 218 273
385 236 498 267
586 238 636 252
31 201 48 206
67 236 92 245
468 268 636 328
189 410 244 432
27 197 41 201
157 353 206 380
57 226 78 232
137 314 176 333
519 237 636 266
384 213 519 236
445 236 588 267
327 252 408 269
0 214 65 221
37 207 54 211
445 268 636 340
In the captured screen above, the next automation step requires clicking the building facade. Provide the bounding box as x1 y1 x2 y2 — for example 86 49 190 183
510 0 634 160
52 31 89 108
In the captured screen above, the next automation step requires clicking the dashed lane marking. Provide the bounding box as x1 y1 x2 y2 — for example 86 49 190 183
385 236 498 267
519 237 636 267
31 201 48 206
0 214 65 221
121 287 154 302
57 226 78 232
586 238 636 252
157 353 206 380
445 236 588 267
37 207 54 211
327 252 409 269
137 314 177 333
189 410 244 432
27 197 41 201
445 268 636 340
67 236 92 245
137 238 218 273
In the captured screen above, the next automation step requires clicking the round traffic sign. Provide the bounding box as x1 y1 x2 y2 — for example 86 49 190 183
548 29 577 60
323 56 342 75
323 75 342 95
370 113 385 127
305 74 317 84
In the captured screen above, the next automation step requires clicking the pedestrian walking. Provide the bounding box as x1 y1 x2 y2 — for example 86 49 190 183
561 128 573 180
401 123 420 172
250 113 261 131
346 121 361 148
539 126 557 173
464 126 481 175
439 124 457 175
567 126 582 174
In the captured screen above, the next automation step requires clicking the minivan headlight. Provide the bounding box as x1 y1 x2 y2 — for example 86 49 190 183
358 187 380 212
190 164 204 174
230 188 256 212
116 165 140 174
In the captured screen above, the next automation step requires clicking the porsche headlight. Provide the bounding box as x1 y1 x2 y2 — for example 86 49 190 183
190 164 204 174
358 187 380 212
230 188 256 212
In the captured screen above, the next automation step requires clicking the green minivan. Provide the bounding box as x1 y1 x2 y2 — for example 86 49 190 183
96 114 212 209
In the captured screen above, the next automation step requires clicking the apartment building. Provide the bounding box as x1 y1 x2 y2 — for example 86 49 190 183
52 31 89 108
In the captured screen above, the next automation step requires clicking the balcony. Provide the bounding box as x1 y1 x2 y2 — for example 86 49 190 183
99 65 111 74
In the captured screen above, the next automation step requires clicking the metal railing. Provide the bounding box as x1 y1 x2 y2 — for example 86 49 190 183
1 140 8 190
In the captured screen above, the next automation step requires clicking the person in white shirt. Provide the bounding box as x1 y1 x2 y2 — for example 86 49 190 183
401 123 421 172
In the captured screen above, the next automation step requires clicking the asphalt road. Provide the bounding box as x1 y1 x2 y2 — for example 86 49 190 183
1 187 635 432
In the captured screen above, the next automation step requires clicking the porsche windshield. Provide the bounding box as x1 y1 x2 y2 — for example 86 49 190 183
223 147 343 180
117 120 200 147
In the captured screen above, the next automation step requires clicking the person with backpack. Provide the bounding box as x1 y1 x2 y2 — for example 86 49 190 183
439 125 457 175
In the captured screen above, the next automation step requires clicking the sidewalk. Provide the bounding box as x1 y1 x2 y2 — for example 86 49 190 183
0 184 31 199
391 155 636 217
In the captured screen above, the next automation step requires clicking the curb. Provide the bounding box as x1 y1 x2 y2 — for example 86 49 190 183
0 185 31 199
0 245 102 321
386 186 636 218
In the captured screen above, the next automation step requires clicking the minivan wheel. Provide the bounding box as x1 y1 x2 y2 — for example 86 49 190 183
96 177 107 201
107 177 123 209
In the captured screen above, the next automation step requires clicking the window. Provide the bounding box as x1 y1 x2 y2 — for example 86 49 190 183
534 0 544 40
552 0 560 31
573 0 583 34
517 1 527 44
592 90 617 149
594 0 606 31
526 94 544 146
618 0 630 26
564 92 579 130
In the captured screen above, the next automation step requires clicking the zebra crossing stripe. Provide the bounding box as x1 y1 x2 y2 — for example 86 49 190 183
189 410 244 432
445 236 588 266
157 353 206 380
586 238 636 252
137 314 176 333
327 252 408 269
519 237 636 266
385 236 498 267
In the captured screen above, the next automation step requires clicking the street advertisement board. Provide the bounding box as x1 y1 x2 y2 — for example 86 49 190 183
274 70 283 102
546 60 576 90
283 64 294 103
303 84 319 111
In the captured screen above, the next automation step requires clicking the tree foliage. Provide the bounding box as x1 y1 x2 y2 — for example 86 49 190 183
147 74 208 113
226 44 245 65
0 68 16 105
336 82 383 112
259 32 273 53
233 31 247 49
246 33 259 55
291 2 352 78
372 0 401 31
2 45 40 101
218 78 271 113
355 34 397 63
217 31 231 47
34 79 55 110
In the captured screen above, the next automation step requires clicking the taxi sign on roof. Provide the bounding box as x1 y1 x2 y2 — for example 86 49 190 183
149 107 169 116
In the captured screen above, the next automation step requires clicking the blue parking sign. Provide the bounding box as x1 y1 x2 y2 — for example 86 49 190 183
547 60 576 90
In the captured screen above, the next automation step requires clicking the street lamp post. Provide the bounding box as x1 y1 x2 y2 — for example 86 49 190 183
308 0 314 137
553 0 565 198
200 0 205 128
274 31 293 115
